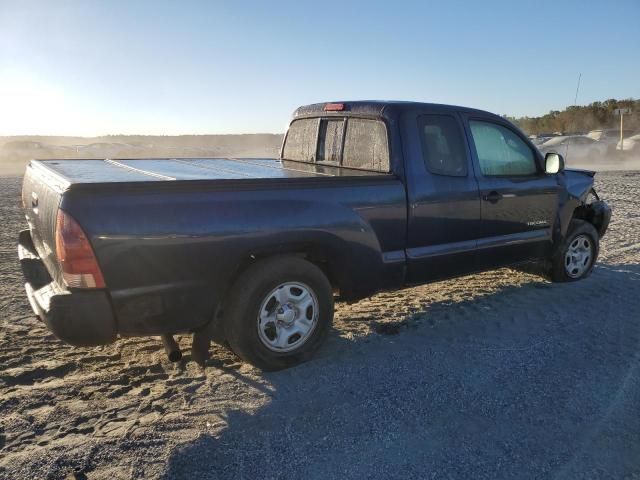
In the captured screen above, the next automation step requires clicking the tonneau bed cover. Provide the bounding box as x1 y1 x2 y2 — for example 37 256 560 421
29 157 385 189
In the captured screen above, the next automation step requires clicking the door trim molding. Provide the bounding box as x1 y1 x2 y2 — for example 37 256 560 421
407 239 477 259
382 250 406 264
476 228 551 250
406 228 551 260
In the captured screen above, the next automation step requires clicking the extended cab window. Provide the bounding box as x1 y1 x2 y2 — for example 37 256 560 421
342 118 389 171
418 115 467 176
469 120 537 176
282 118 318 161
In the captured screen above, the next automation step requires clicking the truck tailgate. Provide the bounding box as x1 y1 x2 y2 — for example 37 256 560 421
21 162 66 286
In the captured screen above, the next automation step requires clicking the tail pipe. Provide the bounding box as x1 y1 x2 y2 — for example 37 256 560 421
161 334 182 362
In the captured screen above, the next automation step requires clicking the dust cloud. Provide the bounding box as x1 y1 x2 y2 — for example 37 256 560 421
0 134 284 176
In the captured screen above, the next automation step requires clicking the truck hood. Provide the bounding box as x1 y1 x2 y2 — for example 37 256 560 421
563 168 596 201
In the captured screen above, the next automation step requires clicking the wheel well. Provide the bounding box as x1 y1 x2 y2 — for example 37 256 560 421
225 250 346 303
207 251 340 343
571 203 605 236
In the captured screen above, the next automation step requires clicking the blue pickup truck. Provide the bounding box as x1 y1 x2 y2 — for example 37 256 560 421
18 101 611 370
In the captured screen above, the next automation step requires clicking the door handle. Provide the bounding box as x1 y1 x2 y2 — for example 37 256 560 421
482 191 503 203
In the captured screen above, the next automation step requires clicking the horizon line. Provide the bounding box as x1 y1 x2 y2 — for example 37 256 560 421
0 132 285 138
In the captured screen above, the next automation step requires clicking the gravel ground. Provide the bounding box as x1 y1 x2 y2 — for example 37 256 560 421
0 172 639 479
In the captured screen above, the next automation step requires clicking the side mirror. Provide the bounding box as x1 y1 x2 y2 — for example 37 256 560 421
545 152 564 174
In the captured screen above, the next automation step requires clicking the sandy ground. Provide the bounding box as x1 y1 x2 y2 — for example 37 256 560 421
0 172 639 479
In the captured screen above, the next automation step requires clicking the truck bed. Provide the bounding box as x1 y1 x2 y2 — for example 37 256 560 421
30 157 385 189
21 155 406 341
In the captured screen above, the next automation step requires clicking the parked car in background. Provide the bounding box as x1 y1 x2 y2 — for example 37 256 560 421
587 128 633 153
529 136 552 146
538 135 607 162
587 129 632 142
529 133 561 146
616 133 640 153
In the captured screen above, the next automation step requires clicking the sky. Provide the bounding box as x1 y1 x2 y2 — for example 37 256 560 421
0 0 639 136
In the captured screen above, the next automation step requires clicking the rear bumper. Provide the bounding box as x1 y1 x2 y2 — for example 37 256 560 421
18 229 117 346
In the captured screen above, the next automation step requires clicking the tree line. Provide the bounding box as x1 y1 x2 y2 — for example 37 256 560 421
507 98 639 136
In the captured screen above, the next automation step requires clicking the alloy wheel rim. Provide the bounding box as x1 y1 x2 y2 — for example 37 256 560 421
257 282 319 353
564 234 592 278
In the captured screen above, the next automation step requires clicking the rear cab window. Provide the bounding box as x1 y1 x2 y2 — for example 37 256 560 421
342 118 389 171
281 118 318 162
282 116 390 172
317 119 344 164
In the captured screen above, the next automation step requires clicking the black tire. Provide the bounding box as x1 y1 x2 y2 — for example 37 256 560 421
550 219 599 282
225 256 334 371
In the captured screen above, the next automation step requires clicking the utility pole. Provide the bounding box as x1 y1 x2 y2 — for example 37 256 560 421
614 108 632 150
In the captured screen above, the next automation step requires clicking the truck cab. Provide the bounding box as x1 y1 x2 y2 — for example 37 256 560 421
285 101 608 283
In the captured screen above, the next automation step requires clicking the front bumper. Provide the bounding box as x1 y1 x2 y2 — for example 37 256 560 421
18 229 117 346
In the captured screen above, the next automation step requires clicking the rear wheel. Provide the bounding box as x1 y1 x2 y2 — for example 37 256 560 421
550 219 599 282
225 256 333 370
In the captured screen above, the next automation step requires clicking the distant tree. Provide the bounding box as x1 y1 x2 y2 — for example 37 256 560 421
511 98 640 135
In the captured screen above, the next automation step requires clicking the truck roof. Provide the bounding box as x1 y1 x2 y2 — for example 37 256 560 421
293 100 503 122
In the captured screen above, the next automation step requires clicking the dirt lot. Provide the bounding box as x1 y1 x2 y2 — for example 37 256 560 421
1 172 639 479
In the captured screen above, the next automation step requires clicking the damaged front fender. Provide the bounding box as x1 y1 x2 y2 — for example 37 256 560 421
564 168 596 202
574 200 611 237
556 169 612 240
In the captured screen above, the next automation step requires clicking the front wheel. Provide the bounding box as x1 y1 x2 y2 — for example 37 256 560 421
550 219 599 282
225 256 334 371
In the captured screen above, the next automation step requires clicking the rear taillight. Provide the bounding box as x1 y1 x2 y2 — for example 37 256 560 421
55 210 106 289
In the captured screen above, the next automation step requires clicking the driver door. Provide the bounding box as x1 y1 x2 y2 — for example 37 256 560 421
461 115 560 268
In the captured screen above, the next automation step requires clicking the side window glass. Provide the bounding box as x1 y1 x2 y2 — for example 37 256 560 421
469 120 537 176
282 118 318 161
316 119 344 164
418 115 468 176
342 118 390 171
